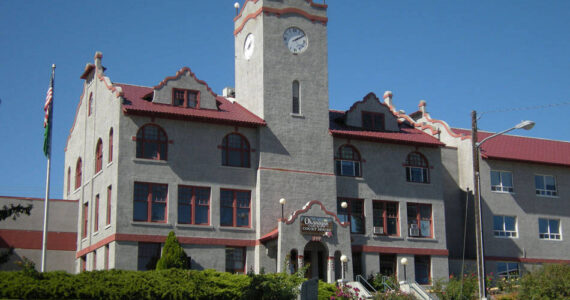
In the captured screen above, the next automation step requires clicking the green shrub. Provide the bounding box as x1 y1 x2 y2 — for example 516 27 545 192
373 290 415 300
156 231 189 270
432 274 478 300
318 280 336 300
243 272 305 300
368 273 399 293
518 264 570 300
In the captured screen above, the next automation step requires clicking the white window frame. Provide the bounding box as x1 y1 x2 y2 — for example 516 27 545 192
539 218 561 240
535 174 557 197
490 170 514 193
493 215 517 238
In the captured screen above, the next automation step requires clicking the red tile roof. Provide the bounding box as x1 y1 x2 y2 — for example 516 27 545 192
453 128 570 167
117 83 265 127
329 111 444 147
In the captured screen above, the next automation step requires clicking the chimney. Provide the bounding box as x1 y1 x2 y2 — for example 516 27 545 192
383 91 393 107
223 87 236 98
418 100 426 115
94 52 103 72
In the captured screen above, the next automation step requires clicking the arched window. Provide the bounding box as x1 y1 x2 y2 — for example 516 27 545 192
292 80 300 114
75 158 82 190
405 152 429 183
108 128 113 163
335 145 361 177
221 133 250 168
67 167 71 196
95 139 103 173
136 124 168 160
88 93 93 116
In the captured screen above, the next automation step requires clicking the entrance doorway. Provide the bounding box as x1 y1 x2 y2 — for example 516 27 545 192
303 241 328 281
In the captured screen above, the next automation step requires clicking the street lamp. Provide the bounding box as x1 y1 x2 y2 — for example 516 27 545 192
279 198 286 219
400 257 408 282
340 254 348 282
471 111 535 300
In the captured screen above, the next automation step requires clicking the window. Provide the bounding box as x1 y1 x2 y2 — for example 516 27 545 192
491 170 513 192
221 133 250 168
362 111 385 131
220 189 251 227
335 145 361 177
539 218 561 240
95 139 103 173
88 93 93 116
292 80 300 114
414 255 431 284
337 198 365 234
405 152 429 183
137 242 161 271
80 256 86 272
136 124 168 160
94 194 99 232
106 186 112 226
82 202 88 239
67 167 70 196
133 182 168 223
108 128 113 163
105 245 110 270
535 175 557 196
379 254 396 276
75 158 82 189
172 88 199 108
373 201 399 236
225 247 245 274
178 186 210 225
493 215 517 238
407 203 432 238
497 262 520 279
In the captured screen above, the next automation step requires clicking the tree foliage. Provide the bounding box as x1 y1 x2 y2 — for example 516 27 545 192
155 231 189 270
518 264 570 300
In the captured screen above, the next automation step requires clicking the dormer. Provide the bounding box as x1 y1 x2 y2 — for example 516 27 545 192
344 93 399 131
151 67 218 110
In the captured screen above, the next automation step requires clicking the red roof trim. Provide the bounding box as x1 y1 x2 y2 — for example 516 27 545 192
234 6 327 36
259 227 279 243
234 0 326 23
123 107 264 127
329 129 444 147
284 200 349 227
153 67 218 99
80 64 95 80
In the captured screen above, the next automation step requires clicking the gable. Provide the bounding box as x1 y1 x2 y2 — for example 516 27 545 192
152 67 218 110
345 93 399 131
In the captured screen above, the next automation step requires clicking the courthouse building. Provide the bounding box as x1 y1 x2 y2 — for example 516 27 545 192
2 0 569 285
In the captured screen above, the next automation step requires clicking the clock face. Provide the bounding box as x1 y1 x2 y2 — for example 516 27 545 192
244 33 254 60
283 27 308 54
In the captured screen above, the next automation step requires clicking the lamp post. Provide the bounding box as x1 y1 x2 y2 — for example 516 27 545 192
340 254 348 283
471 111 535 300
279 198 286 219
400 257 408 282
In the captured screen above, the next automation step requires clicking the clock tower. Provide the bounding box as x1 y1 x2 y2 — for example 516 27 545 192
234 0 344 276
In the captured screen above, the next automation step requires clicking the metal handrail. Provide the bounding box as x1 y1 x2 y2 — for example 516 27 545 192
356 274 377 294
381 275 396 292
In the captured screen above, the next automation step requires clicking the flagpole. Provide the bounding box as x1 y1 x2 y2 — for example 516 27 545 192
41 64 55 272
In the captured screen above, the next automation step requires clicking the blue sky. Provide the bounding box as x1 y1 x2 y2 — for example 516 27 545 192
0 0 568 199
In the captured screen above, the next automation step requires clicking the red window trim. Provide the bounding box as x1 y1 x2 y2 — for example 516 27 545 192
81 255 86 272
106 186 112 226
178 185 211 225
94 194 99 232
108 128 113 163
133 182 168 223
221 133 251 168
338 197 365 234
372 200 400 236
75 158 82 190
361 111 385 131
335 144 362 177
136 124 168 160
404 151 430 184
407 202 433 238
95 139 103 174
220 189 251 228
172 88 200 109
82 202 88 239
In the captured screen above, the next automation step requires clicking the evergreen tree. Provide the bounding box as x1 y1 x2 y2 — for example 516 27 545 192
155 231 190 270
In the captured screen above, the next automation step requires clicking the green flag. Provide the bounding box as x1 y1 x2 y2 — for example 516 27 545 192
43 84 53 157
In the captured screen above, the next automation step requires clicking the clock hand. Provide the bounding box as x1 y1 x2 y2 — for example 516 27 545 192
292 34 305 42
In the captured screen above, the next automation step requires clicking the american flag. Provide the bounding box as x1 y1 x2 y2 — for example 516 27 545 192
43 87 53 128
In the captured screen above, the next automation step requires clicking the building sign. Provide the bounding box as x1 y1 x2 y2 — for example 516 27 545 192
300 216 333 236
